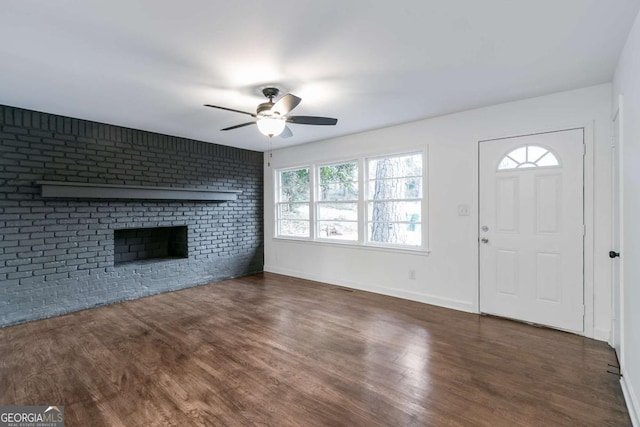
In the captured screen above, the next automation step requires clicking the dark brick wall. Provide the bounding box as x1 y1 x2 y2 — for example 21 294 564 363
0 105 263 326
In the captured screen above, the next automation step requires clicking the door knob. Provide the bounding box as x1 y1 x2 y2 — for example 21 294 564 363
481 238 489 244
609 251 620 258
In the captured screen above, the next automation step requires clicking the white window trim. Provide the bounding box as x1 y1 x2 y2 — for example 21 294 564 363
274 148 429 253
315 159 360 243
272 236 431 256
275 165 311 240
364 150 427 250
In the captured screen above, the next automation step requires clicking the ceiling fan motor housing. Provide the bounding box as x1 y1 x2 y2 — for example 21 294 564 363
257 102 276 117
262 87 280 99
257 87 281 117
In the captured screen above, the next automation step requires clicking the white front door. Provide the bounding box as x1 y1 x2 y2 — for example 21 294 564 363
479 129 585 332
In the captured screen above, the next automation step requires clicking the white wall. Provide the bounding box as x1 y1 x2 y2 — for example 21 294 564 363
613 8 640 425
264 84 612 341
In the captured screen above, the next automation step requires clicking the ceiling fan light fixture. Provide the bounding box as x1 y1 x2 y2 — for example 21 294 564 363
256 116 286 137
205 87 337 138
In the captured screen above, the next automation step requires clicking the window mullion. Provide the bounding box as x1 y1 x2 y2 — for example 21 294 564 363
360 157 367 245
422 145 428 250
310 164 317 240
274 169 280 238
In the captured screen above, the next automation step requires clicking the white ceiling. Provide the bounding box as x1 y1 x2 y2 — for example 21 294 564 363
1 1 638 152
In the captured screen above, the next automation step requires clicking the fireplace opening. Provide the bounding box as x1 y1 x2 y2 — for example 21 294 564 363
114 226 188 266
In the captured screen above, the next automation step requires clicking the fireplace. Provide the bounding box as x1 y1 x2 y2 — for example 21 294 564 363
114 226 188 265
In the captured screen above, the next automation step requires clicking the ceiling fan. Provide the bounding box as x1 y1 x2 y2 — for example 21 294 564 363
204 87 338 138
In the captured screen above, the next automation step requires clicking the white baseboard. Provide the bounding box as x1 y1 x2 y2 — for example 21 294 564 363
264 265 476 313
621 370 639 426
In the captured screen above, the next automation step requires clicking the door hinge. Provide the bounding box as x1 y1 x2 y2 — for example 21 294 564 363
583 143 586 156
582 305 585 316
583 224 586 236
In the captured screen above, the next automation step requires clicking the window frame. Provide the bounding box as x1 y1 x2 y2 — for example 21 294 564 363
497 144 562 171
315 159 360 243
364 150 426 250
275 165 312 240
274 148 428 253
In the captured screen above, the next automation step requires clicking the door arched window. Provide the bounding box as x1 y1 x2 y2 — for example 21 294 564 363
497 145 560 170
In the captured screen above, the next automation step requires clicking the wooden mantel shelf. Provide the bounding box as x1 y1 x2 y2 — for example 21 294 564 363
36 181 241 201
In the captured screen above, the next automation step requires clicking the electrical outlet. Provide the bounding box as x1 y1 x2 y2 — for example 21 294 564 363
458 204 471 216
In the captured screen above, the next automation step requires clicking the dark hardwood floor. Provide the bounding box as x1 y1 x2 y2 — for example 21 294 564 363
0 273 630 426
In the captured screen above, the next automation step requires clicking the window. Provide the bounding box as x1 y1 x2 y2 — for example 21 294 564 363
317 161 358 241
498 145 560 170
276 167 310 237
275 150 425 251
366 153 423 247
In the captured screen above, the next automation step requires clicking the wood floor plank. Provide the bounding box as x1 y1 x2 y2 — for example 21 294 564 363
0 272 631 426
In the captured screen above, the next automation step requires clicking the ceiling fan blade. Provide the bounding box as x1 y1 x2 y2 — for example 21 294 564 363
287 116 338 126
221 121 256 131
204 104 256 117
280 125 293 139
271 94 301 116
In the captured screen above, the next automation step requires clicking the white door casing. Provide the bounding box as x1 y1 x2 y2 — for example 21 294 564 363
611 99 623 359
479 129 585 332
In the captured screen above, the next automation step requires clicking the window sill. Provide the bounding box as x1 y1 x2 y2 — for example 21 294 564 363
272 237 431 256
